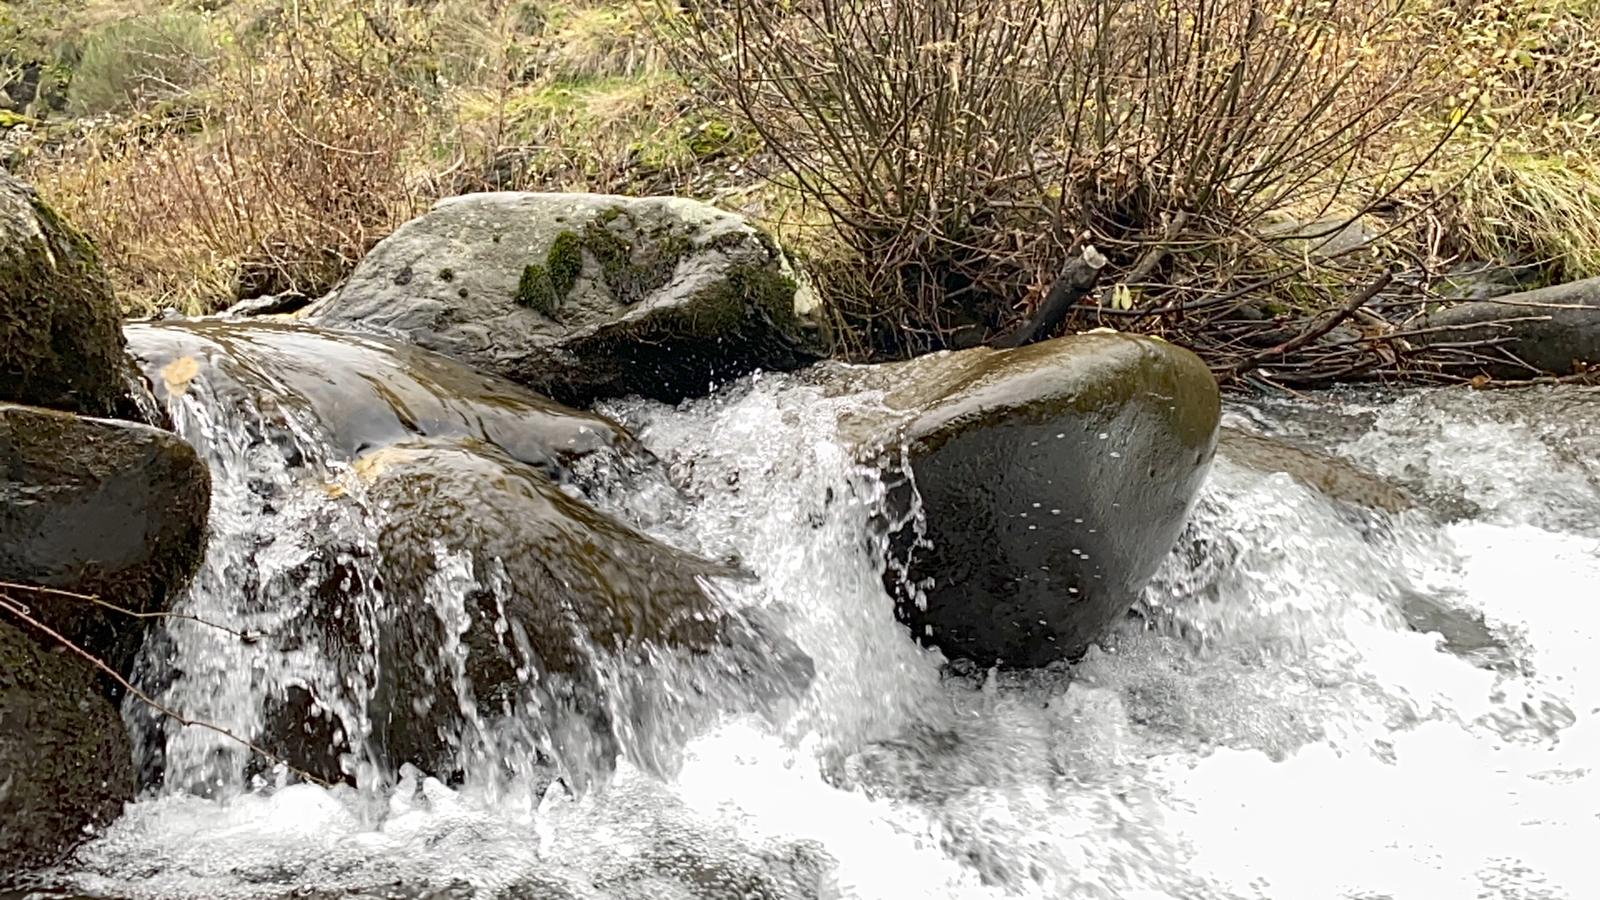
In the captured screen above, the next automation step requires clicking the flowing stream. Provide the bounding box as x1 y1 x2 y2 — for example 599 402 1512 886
35 336 1600 899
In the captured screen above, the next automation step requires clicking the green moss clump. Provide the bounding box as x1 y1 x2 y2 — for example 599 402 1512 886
547 230 583 297
684 264 799 335
579 212 692 306
515 263 559 316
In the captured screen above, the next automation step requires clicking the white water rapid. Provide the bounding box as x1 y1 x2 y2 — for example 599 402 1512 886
42 369 1600 900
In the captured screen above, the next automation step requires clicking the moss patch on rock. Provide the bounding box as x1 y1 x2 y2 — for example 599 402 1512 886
0 172 138 419
684 263 798 336
580 209 692 306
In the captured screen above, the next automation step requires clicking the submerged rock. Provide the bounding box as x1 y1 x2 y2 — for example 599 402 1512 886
0 172 144 420
1413 275 1600 378
835 332 1219 667
0 403 210 680
305 192 827 407
0 619 136 874
355 438 813 790
1216 426 1414 513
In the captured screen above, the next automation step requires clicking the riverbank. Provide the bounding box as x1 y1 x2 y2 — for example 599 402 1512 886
3 0 1597 384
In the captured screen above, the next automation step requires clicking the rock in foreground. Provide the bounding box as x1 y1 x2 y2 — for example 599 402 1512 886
0 171 143 419
0 619 136 873
841 332 1220 667
356 439 813 790
308 192 826 407
0 403 210 679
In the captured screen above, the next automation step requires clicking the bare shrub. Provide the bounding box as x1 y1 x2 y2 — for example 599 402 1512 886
665 0 1464 356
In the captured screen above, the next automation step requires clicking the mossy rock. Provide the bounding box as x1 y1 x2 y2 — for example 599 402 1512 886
0 171 143 420
0 618 136 873
308 192 827 407
0 403 211 683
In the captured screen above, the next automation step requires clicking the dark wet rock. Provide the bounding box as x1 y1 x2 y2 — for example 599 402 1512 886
0 619 136 874
125 319 651 485
1394 587 1517 672
124 320 776 792
275 438 812 790
836 332 1220 667
1413 275 1600 377
1217 426 1414 513
0 172 144 420
305 192 827 407
0 403 210 680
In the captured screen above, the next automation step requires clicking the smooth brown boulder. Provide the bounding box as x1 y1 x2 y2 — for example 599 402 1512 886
835 331 1221 667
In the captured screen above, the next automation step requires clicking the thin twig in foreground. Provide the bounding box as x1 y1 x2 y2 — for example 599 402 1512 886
0 580 262 643
0 595 332 789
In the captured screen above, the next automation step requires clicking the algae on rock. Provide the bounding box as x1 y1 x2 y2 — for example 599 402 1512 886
0 171 143 419
311 192 827 406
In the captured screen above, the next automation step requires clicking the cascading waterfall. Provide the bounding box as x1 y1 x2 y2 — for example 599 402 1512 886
47 335 1600 899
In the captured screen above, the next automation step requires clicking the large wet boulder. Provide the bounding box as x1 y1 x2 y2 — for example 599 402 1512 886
0 403 210 680
0 171 144 420
0 619 136 873
1413 276 1600 378
305 192 827 407
836 332 1220 667
121 321 809 793
353 438 812 790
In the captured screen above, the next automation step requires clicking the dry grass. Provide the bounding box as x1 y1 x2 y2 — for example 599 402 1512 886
17 0 756 315
8 0 1597 352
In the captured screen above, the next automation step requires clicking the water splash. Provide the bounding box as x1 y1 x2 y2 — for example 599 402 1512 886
55 360 1600 899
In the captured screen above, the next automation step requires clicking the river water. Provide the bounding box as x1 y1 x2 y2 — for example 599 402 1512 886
41 353 1600 899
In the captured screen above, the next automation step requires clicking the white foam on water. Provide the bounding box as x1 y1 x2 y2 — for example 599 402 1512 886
55 375 1600 900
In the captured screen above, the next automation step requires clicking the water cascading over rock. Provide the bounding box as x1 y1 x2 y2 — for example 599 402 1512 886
125 319 812 795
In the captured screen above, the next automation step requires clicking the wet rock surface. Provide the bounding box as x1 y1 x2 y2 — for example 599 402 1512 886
1216 425 1414 513
835 331 1221 667
0 619 136 876
306 192 827 407
122 320 809 793
0 403 210 679
353 438 813 789
126 319 649 483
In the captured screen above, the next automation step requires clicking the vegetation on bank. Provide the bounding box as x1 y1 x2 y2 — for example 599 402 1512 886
2 0 1596 383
